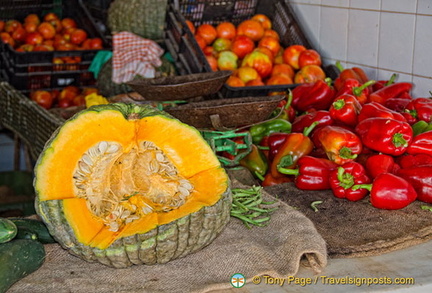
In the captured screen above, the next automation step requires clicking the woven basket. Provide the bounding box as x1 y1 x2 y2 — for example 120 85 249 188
0 82 65 161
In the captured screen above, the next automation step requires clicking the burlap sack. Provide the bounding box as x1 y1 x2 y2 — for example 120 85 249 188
9 180 327 293
264 182 432 258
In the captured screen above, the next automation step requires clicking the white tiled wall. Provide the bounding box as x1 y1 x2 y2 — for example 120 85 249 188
289 0 432 98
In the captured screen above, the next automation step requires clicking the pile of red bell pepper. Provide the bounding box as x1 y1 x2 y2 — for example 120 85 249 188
231 66 432 210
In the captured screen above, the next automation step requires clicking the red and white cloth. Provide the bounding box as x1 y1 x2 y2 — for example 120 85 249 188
112 32 164 83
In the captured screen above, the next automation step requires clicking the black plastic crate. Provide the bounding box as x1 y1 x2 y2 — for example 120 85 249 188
165 0 339 98
80 0 112 37
0 0 110 93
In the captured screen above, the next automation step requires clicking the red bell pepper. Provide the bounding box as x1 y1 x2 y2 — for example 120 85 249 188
406 130 432 156
261 173 292 187
268 122 317 179
335 78 376 105
369 82 413 104
277 155 338 190
383 95 412 113
266 132 290 163
396 153 432 168
355 117 413 156
357 101 407 123
291 78 336 112
364 154 400 179
397 166 432 203
372 73 397 92
403 97 432 124
329 161 371 201
334 62 369 90
329 94 362 127
291 110 334 134
353 173 417 210
315 125 363 165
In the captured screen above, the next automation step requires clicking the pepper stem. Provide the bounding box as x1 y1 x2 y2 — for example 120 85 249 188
352 183 372 191
339 146 358 160
277 155 293 169
254 171 265 181
332 99 346 110
277 167 299 176
303 121 320 137
392 133 408 148
385 73 398 86
352 80 376 96
336 166 355 189
335 61 344 72
285 90 293 110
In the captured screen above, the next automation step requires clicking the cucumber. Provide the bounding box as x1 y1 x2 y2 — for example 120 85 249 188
0 218 17 243
0 239 45 293
15 227 39 241
9 218 55 244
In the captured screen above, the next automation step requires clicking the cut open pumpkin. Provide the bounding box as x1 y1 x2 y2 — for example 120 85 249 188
34 103 231 267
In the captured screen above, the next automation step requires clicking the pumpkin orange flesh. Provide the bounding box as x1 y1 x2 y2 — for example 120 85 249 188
35 107 228 249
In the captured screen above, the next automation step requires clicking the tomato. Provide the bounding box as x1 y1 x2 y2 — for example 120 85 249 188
271 63 295 79
0 20 5 32
231 35 255 59
282 45 306 70
23 22 38 33
43 12 59 22
266 73 293 85
48 18 63 33
70 28 87 45
185 20 196 34
251 14 272 30
11 27 27 42
241 50 273 79
1 32 15 48
258 36 280 57
31 90 53 109
58 97 73 108
196 24 217 45
294 64 326 84
73 94 86 107
25 32 43 45
33 44 54 51
89 38 103 49
253 47 274 63
212 37 231 52
226 75 245 87
194 34 207 50
216 22 236 40
246 77 265 86
206 55 218 71
5 20 22 34
298 49 322 68
37 22 56 39
237 19 264 42
24 14 41 25
263 29 280 41
237 66 259 84
217 51 238 71
60 18 77 30
15 44 34 52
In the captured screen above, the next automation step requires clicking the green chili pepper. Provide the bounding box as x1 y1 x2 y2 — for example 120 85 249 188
239 144 268 180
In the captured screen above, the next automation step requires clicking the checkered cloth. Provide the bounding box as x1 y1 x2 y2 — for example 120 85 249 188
112 31 164 84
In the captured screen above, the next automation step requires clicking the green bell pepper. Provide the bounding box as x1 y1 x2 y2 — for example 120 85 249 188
249 118 292 144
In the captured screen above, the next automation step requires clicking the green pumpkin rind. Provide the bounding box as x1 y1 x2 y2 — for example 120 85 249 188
35 189 231 268
107 0 168 40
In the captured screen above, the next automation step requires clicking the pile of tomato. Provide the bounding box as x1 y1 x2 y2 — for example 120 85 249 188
0 13 103 52
186 14 326 87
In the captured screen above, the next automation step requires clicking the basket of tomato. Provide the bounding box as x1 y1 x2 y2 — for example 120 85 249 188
0 0 109 93
165 0 339 98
